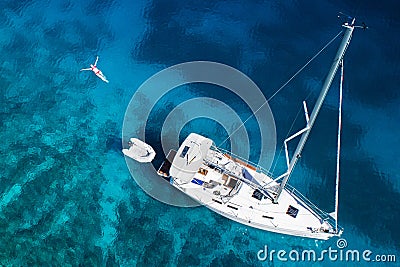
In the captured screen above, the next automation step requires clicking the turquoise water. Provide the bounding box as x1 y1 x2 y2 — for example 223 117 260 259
1 0 399 266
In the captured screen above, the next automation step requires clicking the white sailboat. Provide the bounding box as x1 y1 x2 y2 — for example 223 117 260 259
154 19 360 240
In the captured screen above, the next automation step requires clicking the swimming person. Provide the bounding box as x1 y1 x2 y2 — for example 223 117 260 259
80 56 109 83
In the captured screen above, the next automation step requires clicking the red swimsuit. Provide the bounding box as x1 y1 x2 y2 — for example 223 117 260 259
92 66 101 74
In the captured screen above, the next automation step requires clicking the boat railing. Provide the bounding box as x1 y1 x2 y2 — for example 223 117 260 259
213 146 276 178
285 183 343 232
210 146 342 233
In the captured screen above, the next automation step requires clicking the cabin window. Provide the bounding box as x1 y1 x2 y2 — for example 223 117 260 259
180 146 190 158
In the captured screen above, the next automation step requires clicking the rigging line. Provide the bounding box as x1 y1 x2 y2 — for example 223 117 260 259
334 59 344 233
217 30 344 148
266 30 343 102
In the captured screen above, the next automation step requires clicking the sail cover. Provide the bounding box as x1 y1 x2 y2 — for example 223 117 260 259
242 168 260 186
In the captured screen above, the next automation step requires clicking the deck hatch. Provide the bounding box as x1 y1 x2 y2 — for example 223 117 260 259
252 189 264 200
286 205 299 218
180 146 190 158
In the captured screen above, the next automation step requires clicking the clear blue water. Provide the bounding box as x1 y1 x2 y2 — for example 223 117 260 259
1 0 399 266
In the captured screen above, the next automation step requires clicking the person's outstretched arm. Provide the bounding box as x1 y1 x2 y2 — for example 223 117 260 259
80 68 91 71
94 56 99 66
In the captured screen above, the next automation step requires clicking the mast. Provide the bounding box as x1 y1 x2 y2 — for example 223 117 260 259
273 19 355 203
